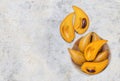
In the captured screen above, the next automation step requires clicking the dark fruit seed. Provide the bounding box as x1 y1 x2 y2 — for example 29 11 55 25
90 35 93 43
82 18 87 28
87 69 95 73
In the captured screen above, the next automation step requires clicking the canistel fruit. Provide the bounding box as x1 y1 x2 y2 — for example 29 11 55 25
68 48 86 65
81 59 109 74
72 6 89 34
84 40 107 61
94 50 109 62
60 13 75 43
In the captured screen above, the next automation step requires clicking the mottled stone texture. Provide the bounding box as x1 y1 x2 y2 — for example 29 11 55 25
0 0 120 81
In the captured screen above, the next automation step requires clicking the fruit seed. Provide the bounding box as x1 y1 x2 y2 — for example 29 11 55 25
82 18 87 28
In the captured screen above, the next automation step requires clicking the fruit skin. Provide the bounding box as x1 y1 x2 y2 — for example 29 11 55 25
72 5 89 34
84 40 108 61
92 32 101 42
81 59 109 74
68 48 86 65
79 32 92 53
60 13 75 43
94 50 109 62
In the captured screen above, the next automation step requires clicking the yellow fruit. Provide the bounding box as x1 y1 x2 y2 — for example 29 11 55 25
84 40 107 61
81 59 109 74
79 32 93 53
60 13 75 43
72 5 89 34
92 32 101 42
68 48 86 65
72 38 80 51
94 50 109 62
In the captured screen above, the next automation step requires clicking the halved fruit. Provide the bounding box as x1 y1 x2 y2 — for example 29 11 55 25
60 13 75 43
81 59 108 74
72 6 89 34
84 40 108 61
